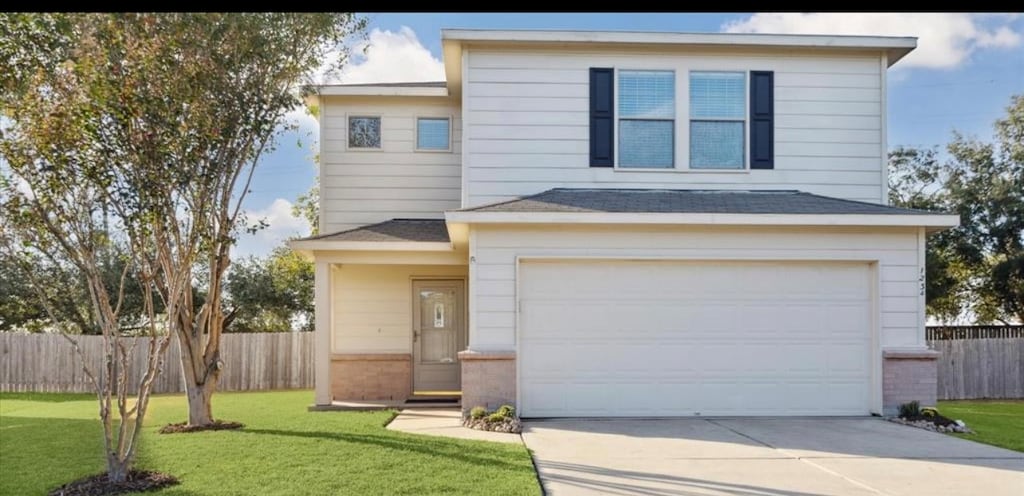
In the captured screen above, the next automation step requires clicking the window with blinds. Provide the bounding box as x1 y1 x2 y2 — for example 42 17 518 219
689 72 745 169
416 117 450 151
618 70 675 168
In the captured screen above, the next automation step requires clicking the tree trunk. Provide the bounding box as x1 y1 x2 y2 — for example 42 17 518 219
177 327 222 426
107 455 130 483
183 367 219 426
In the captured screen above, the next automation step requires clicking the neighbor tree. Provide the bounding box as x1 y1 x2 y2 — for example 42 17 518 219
888 94 1024 324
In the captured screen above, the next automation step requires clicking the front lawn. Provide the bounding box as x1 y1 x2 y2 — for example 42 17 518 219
0 390 540 495
939 400 1024 452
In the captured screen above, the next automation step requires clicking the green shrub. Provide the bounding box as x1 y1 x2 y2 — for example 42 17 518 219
469 406 487 419
898 400 921 418
921 407 939 417
495 405 515 418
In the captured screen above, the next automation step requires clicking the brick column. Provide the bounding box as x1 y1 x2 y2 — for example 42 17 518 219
882 349 940 415
458 350 515 415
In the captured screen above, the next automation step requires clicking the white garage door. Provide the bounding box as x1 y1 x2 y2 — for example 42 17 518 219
519 260 873 417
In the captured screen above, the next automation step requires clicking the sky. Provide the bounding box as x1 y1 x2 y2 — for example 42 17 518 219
235 12 1024 258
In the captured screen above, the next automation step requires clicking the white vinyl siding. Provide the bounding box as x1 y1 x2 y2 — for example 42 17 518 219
331 264 467 353
468 225 924 353
464 48 885 207
320 98 462 233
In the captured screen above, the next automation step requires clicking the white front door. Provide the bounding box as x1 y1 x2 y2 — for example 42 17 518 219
412 280 466 392
519 260 873 417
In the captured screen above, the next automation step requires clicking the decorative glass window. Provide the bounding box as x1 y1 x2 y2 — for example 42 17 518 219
689 72 745 169
348 116 381 149
618 70 675 168
416 117 450 151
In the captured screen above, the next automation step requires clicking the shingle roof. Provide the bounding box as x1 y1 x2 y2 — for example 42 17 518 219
296 219 449 243
459 189 942 215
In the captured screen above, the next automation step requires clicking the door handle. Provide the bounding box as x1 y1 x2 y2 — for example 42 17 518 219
413 330 419 342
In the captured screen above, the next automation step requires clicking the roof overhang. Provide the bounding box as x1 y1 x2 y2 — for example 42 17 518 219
444 211 959 234
289 240 453 258
314 85 449 97
441 29 916 97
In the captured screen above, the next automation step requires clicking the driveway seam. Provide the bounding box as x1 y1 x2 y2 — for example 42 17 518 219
705 419 893 496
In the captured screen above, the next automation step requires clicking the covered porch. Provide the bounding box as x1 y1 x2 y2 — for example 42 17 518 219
291 219 473 409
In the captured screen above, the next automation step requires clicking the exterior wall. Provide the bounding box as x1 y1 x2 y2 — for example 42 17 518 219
331 264 467 353
470 224 924 352
319 96 462 234
458 350 516 413
883 350 940 414
463 47 886 208
328 264 467 401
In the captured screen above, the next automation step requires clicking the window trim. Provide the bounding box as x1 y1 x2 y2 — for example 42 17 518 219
687 70 749 171
613 68 677 170
346 114 383 151
414 115 453 153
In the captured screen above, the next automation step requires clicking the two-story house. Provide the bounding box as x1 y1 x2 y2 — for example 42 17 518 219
292 29 959 417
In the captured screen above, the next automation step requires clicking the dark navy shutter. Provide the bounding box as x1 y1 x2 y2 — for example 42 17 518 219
590 68 614 167
749 71 774 169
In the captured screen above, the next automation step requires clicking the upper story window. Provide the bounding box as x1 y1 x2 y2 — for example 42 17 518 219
689 72 745 169
618 70 675 168
348 116 381 149
416 117 450 151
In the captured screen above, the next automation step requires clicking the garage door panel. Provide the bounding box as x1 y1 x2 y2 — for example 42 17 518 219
519 260 873 417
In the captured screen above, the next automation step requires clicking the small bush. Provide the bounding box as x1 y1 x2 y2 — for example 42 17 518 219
495 405 515 418
469 406 487 419
898 400 921 418
921 407 939 417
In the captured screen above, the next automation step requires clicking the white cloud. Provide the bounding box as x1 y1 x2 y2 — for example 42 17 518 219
332 26 445 84
235 198 310 258
723 13 1021 69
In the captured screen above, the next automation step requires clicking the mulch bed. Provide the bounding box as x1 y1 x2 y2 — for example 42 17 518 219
902 413 957 427
462 416 523 434
48 470 178 496
158 420 243 434
890 412 972 433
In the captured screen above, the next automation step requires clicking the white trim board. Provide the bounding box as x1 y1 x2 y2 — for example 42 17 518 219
446 211 960 230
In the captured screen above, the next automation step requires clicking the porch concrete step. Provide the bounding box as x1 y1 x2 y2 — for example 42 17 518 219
403 396 461 409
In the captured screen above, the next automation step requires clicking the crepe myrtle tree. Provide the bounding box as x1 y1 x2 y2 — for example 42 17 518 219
0 13 366 429
1 17 170 483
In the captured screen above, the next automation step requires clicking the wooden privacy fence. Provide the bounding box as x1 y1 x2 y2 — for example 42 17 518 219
927 325 1024 340
927 326 1024 400
0 332 314 394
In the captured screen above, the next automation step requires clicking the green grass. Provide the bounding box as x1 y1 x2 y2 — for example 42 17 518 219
939 400 1024 452
0 390 540 496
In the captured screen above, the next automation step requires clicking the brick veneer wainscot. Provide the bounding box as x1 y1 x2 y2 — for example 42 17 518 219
331 354 411 401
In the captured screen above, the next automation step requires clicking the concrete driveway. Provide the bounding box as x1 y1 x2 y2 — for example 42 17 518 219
522 418 1023 495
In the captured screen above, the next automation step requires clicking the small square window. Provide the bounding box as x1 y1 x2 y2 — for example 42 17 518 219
416 117 450 151
348 116 381 149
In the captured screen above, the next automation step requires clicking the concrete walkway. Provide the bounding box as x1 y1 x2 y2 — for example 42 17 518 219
523 417 1024 495
386 408 522 444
